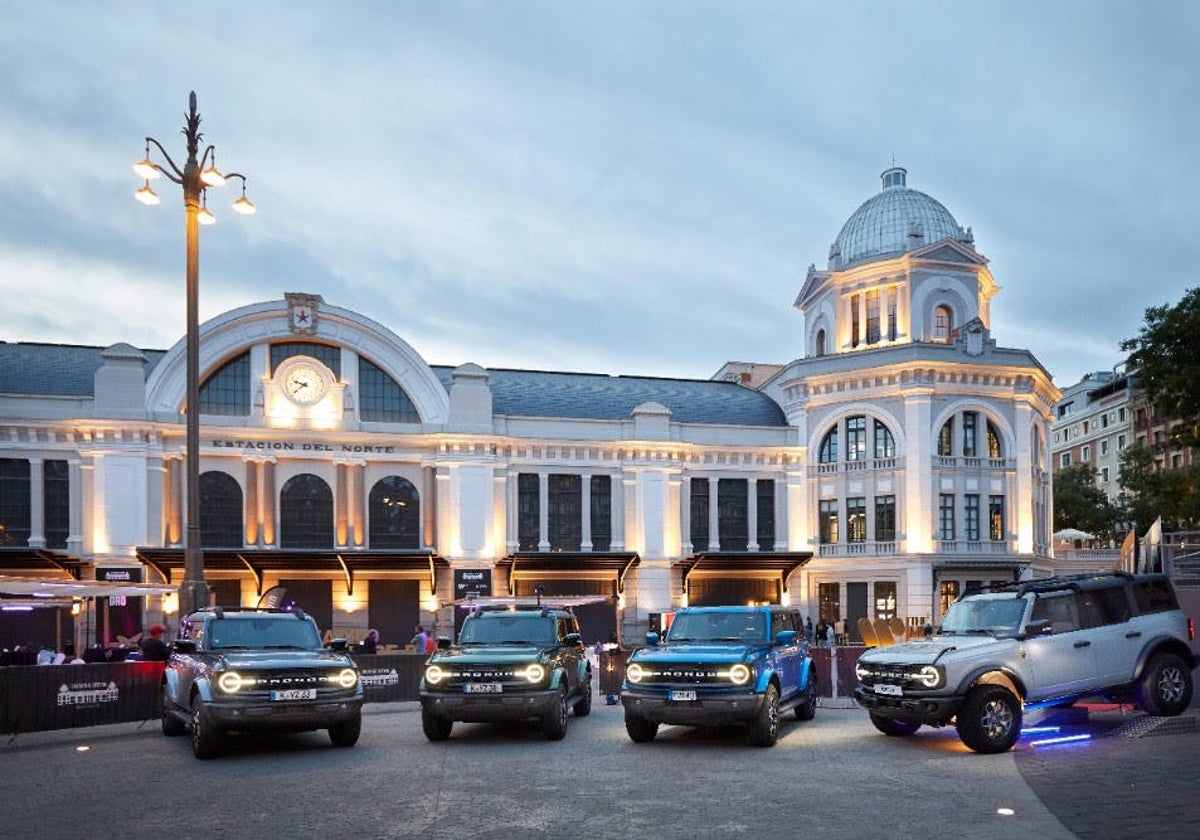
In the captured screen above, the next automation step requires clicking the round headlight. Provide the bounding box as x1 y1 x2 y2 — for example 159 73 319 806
336 668 358 689
626 662 645 684
217 671 243 693
915 665 940 687
855 662 870 681
523 663 546 683
425 664 447 685
727 663 751 685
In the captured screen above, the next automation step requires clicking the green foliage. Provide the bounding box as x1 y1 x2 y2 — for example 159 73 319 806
1121 287 1200 448
1117 444 1200 531
1053 463 1121 542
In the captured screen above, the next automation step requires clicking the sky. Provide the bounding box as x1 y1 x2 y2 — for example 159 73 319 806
1 1 1197 389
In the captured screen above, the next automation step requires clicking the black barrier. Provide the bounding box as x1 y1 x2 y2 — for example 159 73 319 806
598 648 629 696
350 654 425 703
810 646 865 698
1 661 164 735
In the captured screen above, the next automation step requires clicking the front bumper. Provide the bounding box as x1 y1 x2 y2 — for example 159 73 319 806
853 685 962 724
204 696 362 732
420 688 562 722
621 689 765 725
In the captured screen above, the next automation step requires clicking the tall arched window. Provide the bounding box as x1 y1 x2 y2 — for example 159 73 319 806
987 421 1003 458
937 419 954 456
369 476 421 549
815 329 826 357
933 305 953 343
874 421 895 458
199 471 243 547
819 427 838 463
279 473 334 548
198 351 251 416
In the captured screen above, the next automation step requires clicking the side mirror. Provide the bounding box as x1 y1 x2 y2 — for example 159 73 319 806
172 638 197 654
1020 619 1052 639
645 631 661 646
564 632 584 647
327 638 349 652
775 630 797 646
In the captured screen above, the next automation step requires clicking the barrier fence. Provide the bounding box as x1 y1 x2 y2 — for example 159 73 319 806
2 647 867 736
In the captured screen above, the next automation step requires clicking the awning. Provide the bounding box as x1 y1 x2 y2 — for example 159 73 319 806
675 551 813 593
496 552 640 596
0 575 177 599
0 547 86 579
134 548 449 597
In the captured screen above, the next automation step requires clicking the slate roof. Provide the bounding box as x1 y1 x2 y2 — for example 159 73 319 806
0 342 787 428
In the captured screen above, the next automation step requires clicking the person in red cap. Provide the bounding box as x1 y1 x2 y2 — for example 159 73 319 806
138 624 170 662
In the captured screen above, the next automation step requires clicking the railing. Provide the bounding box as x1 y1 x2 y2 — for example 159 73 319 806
936 540 1010 554
817 542 899 557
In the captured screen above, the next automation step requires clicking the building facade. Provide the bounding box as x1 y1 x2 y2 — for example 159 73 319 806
0 167 1059 650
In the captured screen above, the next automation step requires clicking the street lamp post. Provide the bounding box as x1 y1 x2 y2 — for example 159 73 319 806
134 92 255 616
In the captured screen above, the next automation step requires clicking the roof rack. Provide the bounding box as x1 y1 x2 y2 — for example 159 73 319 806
971 571 1135 598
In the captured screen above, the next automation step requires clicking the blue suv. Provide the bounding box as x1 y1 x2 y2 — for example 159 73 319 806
620 605 817 746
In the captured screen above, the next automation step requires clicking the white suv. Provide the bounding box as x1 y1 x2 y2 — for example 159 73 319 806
854 572 1197 753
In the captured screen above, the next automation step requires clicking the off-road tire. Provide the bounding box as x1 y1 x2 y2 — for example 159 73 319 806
956 684 1021 754
869 714 921 737
624 711 658 743
328 709 362 747
794 679 817 721
1136 652 1193 716
573 678 593 717
421 707 453 741
748 683 780 747
542 685 569 740
190 695 222 759
161 684 186 736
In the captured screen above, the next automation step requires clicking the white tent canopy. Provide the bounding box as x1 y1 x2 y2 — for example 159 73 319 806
0 576 176 599
1053 528 1095 541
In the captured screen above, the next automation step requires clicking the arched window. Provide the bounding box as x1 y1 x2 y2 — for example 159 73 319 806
933 305 953 343
987 421 1003 458
279 473 334 548
199 471 243 547
369 476 421 549
199 351 250 416
819 427 838 463
815 329 826 357
846 416 867 461
359 357 421 423
874 421 895 458
937 419 954 456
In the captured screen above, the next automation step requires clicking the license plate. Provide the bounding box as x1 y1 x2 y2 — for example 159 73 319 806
464 683 503 694
874 683 903 697
668 690 697 702
270 689 316 701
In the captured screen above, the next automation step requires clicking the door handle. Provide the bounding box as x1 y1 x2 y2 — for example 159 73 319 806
1125 631 1142 639
1074 640 1091 648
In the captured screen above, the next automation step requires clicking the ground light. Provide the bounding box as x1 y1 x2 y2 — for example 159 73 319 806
1028 733 1092 748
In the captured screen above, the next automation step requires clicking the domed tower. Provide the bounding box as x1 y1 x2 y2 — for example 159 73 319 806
795 167 995 358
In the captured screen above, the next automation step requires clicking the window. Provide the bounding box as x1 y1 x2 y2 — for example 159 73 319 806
1060 453 1072 468
1118 407 1127 423
44 459 69 549
271 342 340 376
815 329 827 357
986 421 1002 458
199 471 243 547
819 582 840 624
718 478 749 552
1118 434 1127 450
359 357 420 423
989 495 1005 541
369 476 420 549
1102 413 1109 429
279 473 334 548
874 582 897 620
548 474 582 552
865 290 880 343
887 298 898 341
199 351 251 416
939 580 960 617
939 494 956 540
962 412 978 457
1101 467 1110 483
819 499 839 544
850 295 861 347
819 428 838 463
874 496 896 542
933 305 953 342
847 497 867 543
938 419 953 457
1082 445 1091 462
690 478 710 548
0 458 31 546
965 494 980 541
874 421 895 458
591 476 612 551
756 479 775 552
518 474 539 551
846 416 867 461
1100 440 1109 456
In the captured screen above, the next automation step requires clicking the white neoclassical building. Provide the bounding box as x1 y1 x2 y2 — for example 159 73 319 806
0 167 1059 650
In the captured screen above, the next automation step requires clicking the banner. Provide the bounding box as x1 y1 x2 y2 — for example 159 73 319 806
1117 528 1138 573
1142 517 1163 573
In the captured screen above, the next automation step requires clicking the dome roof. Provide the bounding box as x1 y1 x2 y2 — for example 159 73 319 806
828 168 968 270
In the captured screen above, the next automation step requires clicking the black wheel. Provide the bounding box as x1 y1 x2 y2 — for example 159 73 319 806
869 714 921 737
1136 653 1193 716
794 680 817 721
421 707 453 741
328 710 362 748
190 695 222 760
956 685 1021 754
161 684 185 737
542 685 569 740
624 711 658 743
573 677 593 717
748 683 780 747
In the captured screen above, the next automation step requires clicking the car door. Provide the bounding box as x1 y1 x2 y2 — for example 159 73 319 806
1078 584 1139 687
1022 591 1098 700
771 611 801 700
558 617 582 695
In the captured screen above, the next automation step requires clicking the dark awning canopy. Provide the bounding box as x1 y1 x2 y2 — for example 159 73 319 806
0 547 86 579
496 552 640 595
675 551 813 593
135 548 448 597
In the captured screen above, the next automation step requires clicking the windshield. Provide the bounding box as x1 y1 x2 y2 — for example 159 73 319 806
939 598 1027 637
666 611 766 643
458 614 557 645
206 617 323 650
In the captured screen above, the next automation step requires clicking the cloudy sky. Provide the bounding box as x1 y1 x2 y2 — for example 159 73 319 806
1 1 1196 388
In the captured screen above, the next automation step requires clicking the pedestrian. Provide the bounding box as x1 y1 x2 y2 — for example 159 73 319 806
138 624 170 662
826 620 836 649
362 628 379 654
815 620 827 647
410 625 428 653
424 629 437 655
804 617 814 644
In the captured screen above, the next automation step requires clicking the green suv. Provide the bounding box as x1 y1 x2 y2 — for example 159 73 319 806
419 607 592 741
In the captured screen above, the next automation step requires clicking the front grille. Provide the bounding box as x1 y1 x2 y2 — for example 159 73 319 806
856 663 933 689
222 669 356 700
631 662 734 687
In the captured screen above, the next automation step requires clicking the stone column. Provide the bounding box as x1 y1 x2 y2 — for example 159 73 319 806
244 458 259 546
708 477 720 551
28 457 45 547
581 473 593 551
68 457 84 554
680 475 692 556
261 458 277 546
747 476 759 552
538 472 550 552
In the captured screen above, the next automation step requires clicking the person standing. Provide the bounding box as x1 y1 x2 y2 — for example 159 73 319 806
424 629 437 655
138 625 170 662
825 620 836 649
410 625 428 653
804 617 814 644
362 628 379 654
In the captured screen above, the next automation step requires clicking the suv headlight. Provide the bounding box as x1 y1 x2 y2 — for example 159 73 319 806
523 663 546 683
914 665 942 688
626 662 646 684
425 664 448 685
217 671 245 693
719 663 752 685
855 662 871 682
332 668 358 689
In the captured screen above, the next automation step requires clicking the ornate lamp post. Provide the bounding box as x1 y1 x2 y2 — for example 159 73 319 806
134 92 255 616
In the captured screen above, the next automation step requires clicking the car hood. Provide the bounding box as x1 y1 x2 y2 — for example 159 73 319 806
429 645 552 664
631 643 758 664
211 649 355 669
859 635 1000 665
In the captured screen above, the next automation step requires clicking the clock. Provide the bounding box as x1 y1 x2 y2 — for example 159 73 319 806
278 360 329 406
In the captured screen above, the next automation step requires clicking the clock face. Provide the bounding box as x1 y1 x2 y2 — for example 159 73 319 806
283 364 327 405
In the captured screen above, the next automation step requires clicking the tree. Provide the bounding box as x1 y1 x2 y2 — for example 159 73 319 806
1121 287 1200 448
1053 463 1120 542
1117 443 1200 532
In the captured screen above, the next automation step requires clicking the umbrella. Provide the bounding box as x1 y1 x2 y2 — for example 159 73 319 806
1053 528 1095 541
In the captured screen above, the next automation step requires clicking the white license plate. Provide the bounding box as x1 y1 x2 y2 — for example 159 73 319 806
270 689 316 701
668 690 697 702
874 683 903 697
464 683 503 694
